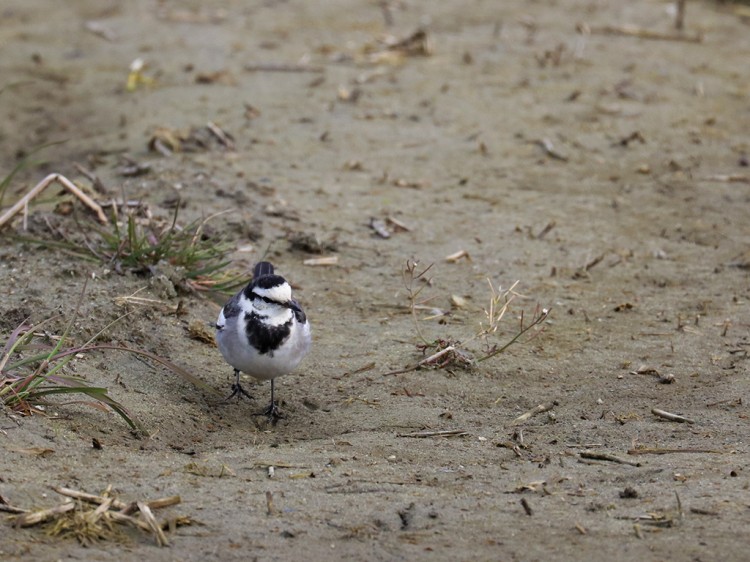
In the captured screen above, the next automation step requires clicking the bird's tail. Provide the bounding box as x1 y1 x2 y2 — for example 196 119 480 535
253 261 275 279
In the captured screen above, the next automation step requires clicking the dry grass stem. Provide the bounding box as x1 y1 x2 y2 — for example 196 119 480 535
0 173 108 229
397 429 468 438
303 256 339 266
579 451 642 467
627 447 722 455
590 24 702 43
15 501 75 527
651 407 695 424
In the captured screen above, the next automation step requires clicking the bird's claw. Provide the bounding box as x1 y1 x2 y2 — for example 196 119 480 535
224 382 253 402
256 401 284 424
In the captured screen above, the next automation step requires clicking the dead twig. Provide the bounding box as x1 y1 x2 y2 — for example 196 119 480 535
52 486 128 510
14 502 75 527
335 361 377 379
702 174 749 184
397 429 468 438
675 0 686 30
590 24 702 43
513 401 558 425
520 498 533 516
137 501 169 547
651 407 695 424
383 344 469 376
205 121 235 150
579 451 641 467
0 173 109 229
627 447 722 455
303 256 339 266
244 63 324 73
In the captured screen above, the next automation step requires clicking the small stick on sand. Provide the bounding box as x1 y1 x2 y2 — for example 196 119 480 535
383 346 458 376
651 407 695 424
266 491 276 516
513 401 558 425
14 501 75 527
520 498 533 516
206 121 235 150
590 24 702 43
627 447 721 455
119 495 182 515
580 451 642 467
0 173 109 229
675 0 686 30
52 486 128 510
537 138 568 161
244 63 324 73
397 429 468 438
137 500 169 547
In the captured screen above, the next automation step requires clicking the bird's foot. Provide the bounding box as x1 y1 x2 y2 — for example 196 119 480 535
224 382 253 402
255 401 284 424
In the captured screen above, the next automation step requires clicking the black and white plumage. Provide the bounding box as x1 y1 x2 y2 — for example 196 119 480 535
215 261 311 420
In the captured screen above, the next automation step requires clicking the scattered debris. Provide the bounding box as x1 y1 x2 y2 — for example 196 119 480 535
630 365 676 384
366 28 433 64
148 123 235 155
11 486 190 547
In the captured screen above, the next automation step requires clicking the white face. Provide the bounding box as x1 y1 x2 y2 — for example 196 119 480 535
241 281 293 327
252 282 292 304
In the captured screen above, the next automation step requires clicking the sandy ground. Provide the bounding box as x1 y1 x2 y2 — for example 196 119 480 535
1 0 749 560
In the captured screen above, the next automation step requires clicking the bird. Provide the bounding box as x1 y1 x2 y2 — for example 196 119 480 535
215 261 311 421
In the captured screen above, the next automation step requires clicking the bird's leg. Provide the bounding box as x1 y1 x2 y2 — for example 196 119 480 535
256 379 283 423
224 369 253 401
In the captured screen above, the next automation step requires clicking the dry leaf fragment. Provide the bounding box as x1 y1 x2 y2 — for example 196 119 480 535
187 320 215 345
450 295 467 308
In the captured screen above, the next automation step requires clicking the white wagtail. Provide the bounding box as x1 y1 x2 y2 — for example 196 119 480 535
215 261 311 420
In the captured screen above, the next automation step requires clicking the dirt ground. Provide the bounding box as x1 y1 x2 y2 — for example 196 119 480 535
1 0 749 560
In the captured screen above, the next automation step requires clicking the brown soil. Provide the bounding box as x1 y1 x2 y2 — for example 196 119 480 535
1 1 749 560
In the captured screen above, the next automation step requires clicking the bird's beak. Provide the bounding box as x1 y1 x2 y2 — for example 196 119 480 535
288 300 302 313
